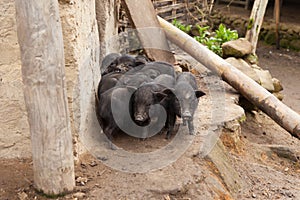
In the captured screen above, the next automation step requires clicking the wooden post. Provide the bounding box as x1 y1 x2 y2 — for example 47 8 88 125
158 16 300 139
246 0 269 54
122 0 175 64
15 0 75 195
274 0 281 49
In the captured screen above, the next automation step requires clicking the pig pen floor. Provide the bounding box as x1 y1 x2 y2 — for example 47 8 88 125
1 42 300 199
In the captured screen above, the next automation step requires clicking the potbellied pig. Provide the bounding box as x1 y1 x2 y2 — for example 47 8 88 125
153 74 176 138
126 61 175 79
95 86 136 148
97 72 123 95
173 72 205 135
101 54 137 75
131 82 175 138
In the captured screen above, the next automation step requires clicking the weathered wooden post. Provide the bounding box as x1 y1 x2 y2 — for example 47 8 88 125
15 0 75 195
123 0 175 64
246 0 269 54
274 0 281 49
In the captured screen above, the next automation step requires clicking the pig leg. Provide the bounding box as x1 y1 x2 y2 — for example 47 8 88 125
166 111 176 139
187 120 195 135
104 126 120 150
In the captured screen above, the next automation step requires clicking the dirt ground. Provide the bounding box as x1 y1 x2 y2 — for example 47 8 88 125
1 3 300 200
1 44 300 200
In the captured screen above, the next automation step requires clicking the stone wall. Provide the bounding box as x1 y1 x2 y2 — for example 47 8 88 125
0 0 101 159
211 12 300 50
0 0 30 158
59 0 101 160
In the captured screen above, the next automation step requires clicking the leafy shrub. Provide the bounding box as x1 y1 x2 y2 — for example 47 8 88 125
171 19 239 56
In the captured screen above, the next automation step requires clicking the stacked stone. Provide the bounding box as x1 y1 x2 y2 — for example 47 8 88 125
222 38 284 102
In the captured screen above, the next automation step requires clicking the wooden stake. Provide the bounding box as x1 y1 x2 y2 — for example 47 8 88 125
15 0 75 195
274 0 281 49
158 16 300 139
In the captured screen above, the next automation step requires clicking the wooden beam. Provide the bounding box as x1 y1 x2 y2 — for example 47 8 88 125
15 0 75 195
158 16 300 139
122 0 175 64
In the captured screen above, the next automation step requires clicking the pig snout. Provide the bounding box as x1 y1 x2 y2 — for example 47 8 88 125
182 111 192 120
134 113 148 123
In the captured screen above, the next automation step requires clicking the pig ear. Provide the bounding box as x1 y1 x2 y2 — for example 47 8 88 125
154 92 168 102
126 86 137 93
195 90 206 98
161 88 174 96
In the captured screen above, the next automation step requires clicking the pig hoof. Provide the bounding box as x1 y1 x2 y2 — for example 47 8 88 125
165 134 171 140
110 143 120 150
189 131 195 135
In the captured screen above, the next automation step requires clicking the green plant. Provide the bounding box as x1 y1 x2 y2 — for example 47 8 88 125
194 25 210 44
215 24 238 44
172 19 239 56
203 37 223 56
172 19 191 33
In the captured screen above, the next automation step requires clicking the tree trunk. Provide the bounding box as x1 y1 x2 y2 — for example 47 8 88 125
15 0 75 195
158 16 300 139
246 0 269 54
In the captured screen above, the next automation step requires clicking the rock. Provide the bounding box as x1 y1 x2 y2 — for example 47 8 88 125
225 57 260 83
73 192 86 199
222 119 244 153
251 64 261 70
222 38 253 58
280 38 290 48
290 39 300 51
273 92 284 101
205 140 246 193
254 69 275 92
268 145 299 162
17 192 28 200
174 64 183 73
76 176 88 186
264 31 276 45
272 78 283 92
245 53 258 65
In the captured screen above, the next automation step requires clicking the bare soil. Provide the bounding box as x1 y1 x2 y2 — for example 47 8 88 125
0 42 300 200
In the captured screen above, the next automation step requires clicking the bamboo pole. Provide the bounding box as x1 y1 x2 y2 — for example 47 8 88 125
246 0 269 54
158 16 300 139
15 0 75 195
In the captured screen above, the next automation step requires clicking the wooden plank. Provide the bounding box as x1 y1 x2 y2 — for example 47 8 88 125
123 0 175 63
156 3 186 14
14 0 75 195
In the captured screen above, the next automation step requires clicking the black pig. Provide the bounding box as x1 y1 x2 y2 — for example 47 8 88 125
174 72 205 135
101 54 137 75
127 61 175 79
95 86 136 148
132 83 175 138
97 72 122 95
